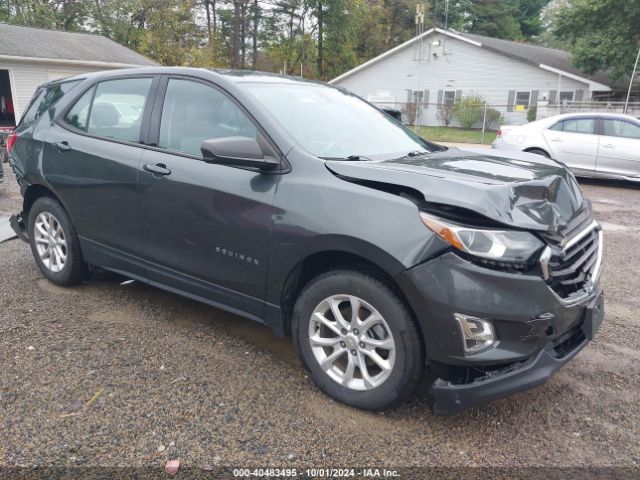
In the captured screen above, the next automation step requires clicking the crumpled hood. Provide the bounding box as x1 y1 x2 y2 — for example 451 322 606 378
326 147 589 234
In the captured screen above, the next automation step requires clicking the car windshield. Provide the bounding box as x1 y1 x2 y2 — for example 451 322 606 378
242 81 431 160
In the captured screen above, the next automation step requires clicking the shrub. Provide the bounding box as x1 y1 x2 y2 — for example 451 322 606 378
527 106 538 123
453 94 485 129
484 108 504 130
402 102 417 125
437 105 454 127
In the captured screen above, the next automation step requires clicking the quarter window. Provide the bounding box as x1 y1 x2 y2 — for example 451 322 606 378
86 78 152 142
21 80 80 127
158 79 257 157
602 119 640 140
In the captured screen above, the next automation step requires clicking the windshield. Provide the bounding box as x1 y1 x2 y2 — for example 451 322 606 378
242 82 430 160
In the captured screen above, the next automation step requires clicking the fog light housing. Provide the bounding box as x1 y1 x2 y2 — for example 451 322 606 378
454 313 496 354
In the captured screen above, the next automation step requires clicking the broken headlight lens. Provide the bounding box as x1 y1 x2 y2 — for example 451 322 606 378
419 212 543 263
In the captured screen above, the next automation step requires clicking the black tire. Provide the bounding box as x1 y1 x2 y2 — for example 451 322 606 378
292 269 423 410
526 148 550 158
28 196 86 286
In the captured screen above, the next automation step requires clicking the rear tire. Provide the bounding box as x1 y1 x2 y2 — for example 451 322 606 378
292 269 423 410
28 196 86 286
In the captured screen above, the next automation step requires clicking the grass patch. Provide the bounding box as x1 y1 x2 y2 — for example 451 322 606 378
413 126 497 145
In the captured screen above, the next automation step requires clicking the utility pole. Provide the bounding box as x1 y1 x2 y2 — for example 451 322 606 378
624 44 640 114
414 3 425 131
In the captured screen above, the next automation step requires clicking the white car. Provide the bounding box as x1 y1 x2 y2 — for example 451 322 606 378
492 112 640 181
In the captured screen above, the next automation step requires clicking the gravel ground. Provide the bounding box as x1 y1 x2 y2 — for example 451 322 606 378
1 170 639 476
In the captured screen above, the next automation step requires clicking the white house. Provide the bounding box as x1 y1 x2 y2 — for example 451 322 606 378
0 23 157 127
330 28 614 127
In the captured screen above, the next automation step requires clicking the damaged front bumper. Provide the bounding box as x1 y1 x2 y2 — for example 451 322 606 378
431 288 603 414
10 213 29 243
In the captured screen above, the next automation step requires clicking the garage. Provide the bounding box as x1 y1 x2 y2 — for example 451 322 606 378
0 23 157 123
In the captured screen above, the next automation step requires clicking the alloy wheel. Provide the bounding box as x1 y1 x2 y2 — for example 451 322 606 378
34 211 67 273
308 295 396 391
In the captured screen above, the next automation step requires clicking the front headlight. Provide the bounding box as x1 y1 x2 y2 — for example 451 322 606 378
419 212 543 263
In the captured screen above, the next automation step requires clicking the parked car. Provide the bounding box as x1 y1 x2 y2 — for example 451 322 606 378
493 112 640 181
8 68 604 413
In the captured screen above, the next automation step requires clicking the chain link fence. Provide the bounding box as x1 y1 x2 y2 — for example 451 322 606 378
374 99 640 135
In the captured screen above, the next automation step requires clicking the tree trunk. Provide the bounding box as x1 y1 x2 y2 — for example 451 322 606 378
204 0 212 45
231 0 241 68
212 0 217 34
252 0 258 70
241 1 246 68
317 1 324 78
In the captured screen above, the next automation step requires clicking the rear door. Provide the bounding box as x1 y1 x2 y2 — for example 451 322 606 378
138 76 279 319
45 76 158 275
542 117 598 174
596 118 640 178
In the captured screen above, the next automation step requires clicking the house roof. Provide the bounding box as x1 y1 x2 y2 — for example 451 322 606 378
0 23 157 67
330 28 612 92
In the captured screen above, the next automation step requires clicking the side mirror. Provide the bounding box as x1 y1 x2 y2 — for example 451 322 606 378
201 136 280 170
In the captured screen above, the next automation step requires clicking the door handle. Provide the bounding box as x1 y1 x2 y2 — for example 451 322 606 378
550 138 562 142
52 141 71 153
143 163 172 176
602 143 615 148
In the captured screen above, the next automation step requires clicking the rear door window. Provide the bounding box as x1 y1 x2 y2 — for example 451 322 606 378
64 87 94 131
86 78 153 143
559 118 595 134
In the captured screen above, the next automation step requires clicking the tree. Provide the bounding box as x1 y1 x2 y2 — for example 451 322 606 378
553 0 640 81
0 0 90 30
468 0 522 40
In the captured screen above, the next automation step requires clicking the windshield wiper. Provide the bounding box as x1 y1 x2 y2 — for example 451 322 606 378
345 154 372 161
320 154 372 161
405 150 430 157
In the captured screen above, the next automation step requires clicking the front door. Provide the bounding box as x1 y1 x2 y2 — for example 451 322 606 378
45 76 156 274
138 77 279 319
543 117 598 174
596 118 640 178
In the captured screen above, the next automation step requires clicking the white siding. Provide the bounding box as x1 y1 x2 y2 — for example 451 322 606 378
0 61 118 121
333 33 591 126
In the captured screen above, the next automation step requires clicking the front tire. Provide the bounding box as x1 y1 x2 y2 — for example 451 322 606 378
292 269 423 410
28 196 86 286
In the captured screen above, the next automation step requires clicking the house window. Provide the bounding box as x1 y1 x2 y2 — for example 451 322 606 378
515 91 531 111
559 91 574 103
443 91 456 106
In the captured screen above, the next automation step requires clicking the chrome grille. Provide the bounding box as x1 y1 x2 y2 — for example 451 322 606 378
540 221 602 303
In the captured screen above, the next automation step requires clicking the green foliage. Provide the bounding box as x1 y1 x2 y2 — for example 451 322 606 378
468 0 522 40
553 0 640 81
527 106 538 123
0 0 558 79
484 107 503 130
453 94 485 129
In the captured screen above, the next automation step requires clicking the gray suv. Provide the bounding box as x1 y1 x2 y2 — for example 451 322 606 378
8 68 604 413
